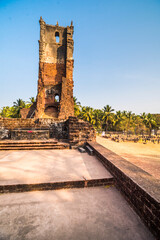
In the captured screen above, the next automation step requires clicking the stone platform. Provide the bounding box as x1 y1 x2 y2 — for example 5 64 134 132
0 147 155 239
0 139 69 150
0 149 113 193
0 187 154 240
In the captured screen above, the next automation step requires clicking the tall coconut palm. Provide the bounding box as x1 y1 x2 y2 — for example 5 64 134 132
102 105 114 131
122 110 127 117
126 111 133 132
133 115 146 135
112 111 124 131
140 112 147 120
142 113 157 136
73 97 81 117
13 99 26 118
26 97 36 108
80 106 95 125
93 109 103 130
29 97 35 104
103 105 114 113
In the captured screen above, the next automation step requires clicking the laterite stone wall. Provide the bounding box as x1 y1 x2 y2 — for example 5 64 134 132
67 117 96 146
35 17 74 119
87 142 160 239
0 117 96 145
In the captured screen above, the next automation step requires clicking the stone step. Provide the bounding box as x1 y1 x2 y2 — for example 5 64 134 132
85 145 94 155
0 140 58 145
0 144 68 148
0 143 59 147
0 177 114 194
0 145 69 150
0 141 70 150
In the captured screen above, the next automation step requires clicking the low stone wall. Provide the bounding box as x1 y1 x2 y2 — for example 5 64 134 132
0 117 96 145
11 130 50 140
0 118 67 140
0 118 41 130
67 117 96 146
86 142 160 239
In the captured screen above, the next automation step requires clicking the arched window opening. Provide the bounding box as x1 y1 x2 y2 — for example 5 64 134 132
55 94 60 102
55 32 59 43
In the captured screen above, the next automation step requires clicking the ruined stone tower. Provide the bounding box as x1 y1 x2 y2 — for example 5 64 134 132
35 17 74 119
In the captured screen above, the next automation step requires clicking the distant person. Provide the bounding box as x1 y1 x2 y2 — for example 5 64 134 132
102 131 105 137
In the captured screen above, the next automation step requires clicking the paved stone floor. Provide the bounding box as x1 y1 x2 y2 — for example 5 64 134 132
97 136 160 180
0 187 154 240
0 150 112 185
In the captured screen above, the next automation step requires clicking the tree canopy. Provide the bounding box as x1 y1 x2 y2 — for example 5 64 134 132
73 98 159 135
0 97 159 135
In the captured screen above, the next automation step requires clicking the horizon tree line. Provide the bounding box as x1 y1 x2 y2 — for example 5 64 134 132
0 97 159 135
73 97 159 135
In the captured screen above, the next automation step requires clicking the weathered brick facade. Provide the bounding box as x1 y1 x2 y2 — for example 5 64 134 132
67 117 96 147
35 17 74 119
0 18 96 145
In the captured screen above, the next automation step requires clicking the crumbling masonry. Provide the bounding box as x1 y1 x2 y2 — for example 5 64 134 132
1 18 96 145
35 17 74 119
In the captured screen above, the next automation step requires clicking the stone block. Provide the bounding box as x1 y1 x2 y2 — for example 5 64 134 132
78 147 86 153
0 128 9 139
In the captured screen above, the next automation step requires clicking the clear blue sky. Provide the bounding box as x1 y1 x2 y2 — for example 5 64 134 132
0 0 160 114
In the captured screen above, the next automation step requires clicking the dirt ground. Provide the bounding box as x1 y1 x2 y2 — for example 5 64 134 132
96 136 160 180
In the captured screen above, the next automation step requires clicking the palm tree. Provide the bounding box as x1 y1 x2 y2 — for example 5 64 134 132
80 106 95 125
73 97 81 117
140 112 147 121
122 110 127 117
103 105 114 113
133 115 146 135
126 111 133 133
102 105 114 131
73 97 81 106
26 97 35 108
142 113 157 136
29 97 35 104
0 106 14 118
112 111 124 131
13 99 26 118
93 109 103 130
